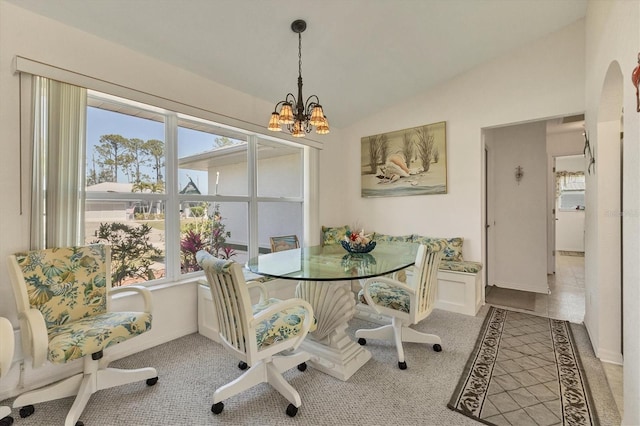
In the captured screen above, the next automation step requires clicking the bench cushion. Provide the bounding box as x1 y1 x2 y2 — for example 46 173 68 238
321 225 350 246
439 260 483 274
413 236 464 261
373 233 413 243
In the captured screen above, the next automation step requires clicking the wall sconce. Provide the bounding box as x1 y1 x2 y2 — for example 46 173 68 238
515 166 524 184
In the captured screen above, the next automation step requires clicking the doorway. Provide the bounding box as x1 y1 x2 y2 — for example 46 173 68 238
552 154 586 323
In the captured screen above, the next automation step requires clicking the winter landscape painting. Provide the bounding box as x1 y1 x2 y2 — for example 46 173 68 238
361 121 447 197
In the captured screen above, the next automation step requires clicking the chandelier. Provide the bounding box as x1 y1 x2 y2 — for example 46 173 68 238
268 19 330 137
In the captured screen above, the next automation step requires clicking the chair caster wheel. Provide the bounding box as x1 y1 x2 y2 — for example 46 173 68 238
0 416 14 426
76 421 84 426
212 402 224 414
297 362 307 372
433 344 442 352
146 376 159 386
19 405 35 418
358 338 366 346
286 404 298 417
398 361 407 370
238 361 248 370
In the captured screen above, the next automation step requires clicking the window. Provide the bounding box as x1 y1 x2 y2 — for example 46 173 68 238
557 172 585 211
28 77 309 286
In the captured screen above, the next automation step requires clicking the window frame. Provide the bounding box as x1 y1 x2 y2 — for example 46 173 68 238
18 57 320 287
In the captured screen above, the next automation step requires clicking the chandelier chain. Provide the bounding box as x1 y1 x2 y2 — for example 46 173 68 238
298 33 302 78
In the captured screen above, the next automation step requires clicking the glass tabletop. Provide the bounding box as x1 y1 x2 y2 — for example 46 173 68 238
247 241 418 281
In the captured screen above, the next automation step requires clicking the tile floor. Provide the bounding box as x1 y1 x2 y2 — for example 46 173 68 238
498 253 625 419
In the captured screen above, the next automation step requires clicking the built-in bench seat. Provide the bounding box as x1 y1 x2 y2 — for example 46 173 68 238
439 260 483 274
321 226 484 318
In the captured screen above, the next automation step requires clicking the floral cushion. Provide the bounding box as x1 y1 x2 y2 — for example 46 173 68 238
321 225 350 246
373 233 413 243
439 260 483 274
14 245 152 364
413 236 464 261
358 282 410 313
252 298 317 349
48 311 151 363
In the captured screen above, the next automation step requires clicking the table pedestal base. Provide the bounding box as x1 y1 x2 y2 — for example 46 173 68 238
295 280 371 381
301 324 371 381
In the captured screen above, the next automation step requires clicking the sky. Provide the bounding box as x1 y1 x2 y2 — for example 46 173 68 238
87 106 213 192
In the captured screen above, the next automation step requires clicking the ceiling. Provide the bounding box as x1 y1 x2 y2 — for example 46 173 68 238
8 0 587 129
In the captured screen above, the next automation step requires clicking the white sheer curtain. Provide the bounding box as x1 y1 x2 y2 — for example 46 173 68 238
30 76 87 249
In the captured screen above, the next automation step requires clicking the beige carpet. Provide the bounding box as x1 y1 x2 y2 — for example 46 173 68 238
487 285 537 311
0 306 620 426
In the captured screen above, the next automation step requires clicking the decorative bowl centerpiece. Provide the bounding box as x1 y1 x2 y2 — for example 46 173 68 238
341 229 376 253
341 240 376 253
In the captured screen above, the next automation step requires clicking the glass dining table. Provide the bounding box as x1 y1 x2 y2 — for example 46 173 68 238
247 241 418 381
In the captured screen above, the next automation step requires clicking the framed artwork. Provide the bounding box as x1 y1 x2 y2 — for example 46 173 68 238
361 121 447 197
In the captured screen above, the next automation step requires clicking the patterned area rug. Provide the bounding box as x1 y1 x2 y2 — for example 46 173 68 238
448 307 599 425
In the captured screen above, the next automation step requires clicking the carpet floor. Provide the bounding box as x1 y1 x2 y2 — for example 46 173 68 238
0 306 620 426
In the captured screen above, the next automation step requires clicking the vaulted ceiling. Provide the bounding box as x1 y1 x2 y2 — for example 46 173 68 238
8 0 587 128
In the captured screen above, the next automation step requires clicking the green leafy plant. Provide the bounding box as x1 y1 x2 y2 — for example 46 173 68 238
92 222 163 286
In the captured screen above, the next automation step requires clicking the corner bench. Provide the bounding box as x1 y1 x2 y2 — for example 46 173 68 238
319 228 484 318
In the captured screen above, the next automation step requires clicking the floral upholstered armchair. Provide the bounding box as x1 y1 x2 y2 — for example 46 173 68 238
7 245 158 426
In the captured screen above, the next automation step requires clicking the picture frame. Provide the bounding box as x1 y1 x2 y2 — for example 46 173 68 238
361 121 447 197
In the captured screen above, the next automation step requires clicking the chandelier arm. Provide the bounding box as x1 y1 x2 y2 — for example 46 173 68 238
272 94 298 113
271 100 288 113
304 95 321 114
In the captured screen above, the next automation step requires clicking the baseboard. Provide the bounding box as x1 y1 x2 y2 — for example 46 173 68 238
492 281 548 294
597 348 624 365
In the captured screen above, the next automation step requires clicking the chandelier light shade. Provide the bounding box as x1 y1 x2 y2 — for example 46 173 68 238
268 19 330 136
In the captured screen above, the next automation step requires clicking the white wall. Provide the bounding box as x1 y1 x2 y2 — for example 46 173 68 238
485 121 549 293
338 20 585 265
584 1 640 424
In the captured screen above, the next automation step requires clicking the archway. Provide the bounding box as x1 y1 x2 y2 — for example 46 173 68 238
593 61 624 362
